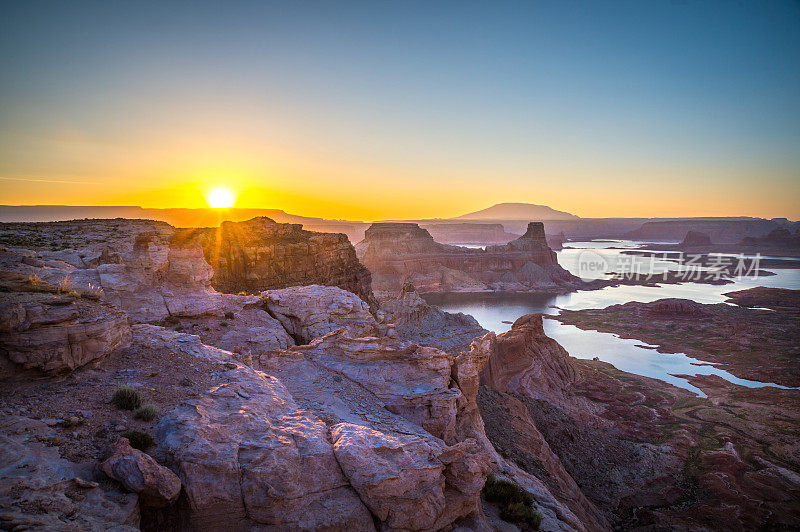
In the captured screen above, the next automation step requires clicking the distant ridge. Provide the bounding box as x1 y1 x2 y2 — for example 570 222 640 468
453 202 579 221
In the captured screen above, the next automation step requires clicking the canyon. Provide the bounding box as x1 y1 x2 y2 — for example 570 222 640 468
0 216 798 531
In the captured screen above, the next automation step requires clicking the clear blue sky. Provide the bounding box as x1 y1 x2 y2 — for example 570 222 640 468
1 0 799 219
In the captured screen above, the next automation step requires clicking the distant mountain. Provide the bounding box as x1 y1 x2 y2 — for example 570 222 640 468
453 202 579 221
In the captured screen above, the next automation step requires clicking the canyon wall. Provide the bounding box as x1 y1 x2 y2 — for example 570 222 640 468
357 221 579 294
174 217 377 308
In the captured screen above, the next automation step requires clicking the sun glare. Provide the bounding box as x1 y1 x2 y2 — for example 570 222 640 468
206 187 235 209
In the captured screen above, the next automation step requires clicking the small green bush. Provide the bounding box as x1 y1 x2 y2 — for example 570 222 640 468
484 474 532 505
134 403 159 421
123 430 155 451
220 321 229 327
111 385 142 410
224 311 235 320
484 474 542 529
500 501 542 529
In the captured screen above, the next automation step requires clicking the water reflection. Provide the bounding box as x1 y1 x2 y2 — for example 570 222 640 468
421 240 800 396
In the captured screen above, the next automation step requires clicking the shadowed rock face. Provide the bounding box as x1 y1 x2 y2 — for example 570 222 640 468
176 217 378 308
680 230 712 247
357 221 578 294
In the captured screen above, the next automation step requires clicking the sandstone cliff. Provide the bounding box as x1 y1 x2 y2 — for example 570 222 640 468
357 221 579 294
175 217 377 308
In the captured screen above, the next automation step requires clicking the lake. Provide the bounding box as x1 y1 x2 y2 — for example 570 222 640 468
422 241 800 397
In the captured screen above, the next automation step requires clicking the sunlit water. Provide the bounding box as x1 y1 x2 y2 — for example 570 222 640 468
422 241 800 397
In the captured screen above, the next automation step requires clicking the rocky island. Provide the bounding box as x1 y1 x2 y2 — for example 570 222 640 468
356 221 580 295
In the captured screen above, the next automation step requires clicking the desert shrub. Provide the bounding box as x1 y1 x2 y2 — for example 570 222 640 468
484 474 541 529
57 275 79 297
484 474 532 505
224 311 235 320
134 403 159 421
220 321 229 327
499 501 542 529
123 430 155 451
111 385 142 410
83 283 104 299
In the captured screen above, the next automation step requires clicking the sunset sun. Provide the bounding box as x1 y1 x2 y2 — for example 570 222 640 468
206 187 235 209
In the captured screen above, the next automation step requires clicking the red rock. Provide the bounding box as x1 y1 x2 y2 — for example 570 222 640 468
101 437 181 507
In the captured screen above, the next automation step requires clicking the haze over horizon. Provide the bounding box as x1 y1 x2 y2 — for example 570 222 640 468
2 1 799 220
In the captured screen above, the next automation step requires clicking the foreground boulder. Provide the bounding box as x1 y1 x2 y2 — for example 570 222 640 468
102 437 181 508
154 363 375 530
331 423 491 530
262 284 379 343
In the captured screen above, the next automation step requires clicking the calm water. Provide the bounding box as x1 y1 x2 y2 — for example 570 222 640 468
422 241 800 397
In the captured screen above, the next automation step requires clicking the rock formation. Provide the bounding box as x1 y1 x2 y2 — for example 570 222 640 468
679 230 712 247
175 217 377 308
377 281 486 353
0 269 131 378
102 437 181 508
357 221 579 294
479 315 577 403
740 227 800 251
3 217 795 530
0 415 140 530
262 284 379 343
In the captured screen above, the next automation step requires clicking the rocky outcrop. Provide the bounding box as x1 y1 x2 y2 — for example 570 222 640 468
154 364 375 530
740 227 800 250
0 220 227 322
101 437 181 508
626 219 788 243
330 423 491 531
378 282 486 353
724 286 800 316
644 298 712 318
357 221 579 294
479 315 577 403
0 271 131 378
175 217 378 308
262 284 379 343
143 318 499 531
251 329 501 528
0 415 139 530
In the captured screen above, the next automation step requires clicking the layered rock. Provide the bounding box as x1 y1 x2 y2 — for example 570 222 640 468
0 220 225 322
154 364 375 530
0 271 131 378
421 222 519 245
144 323 499 531
479 315 577 404
357 221 579 294
378 281 486 353
175 217 377 308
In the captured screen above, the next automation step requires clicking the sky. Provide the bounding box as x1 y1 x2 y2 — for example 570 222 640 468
1 0 799 221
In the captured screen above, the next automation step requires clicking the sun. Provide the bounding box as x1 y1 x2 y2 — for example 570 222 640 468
206 187 236 209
